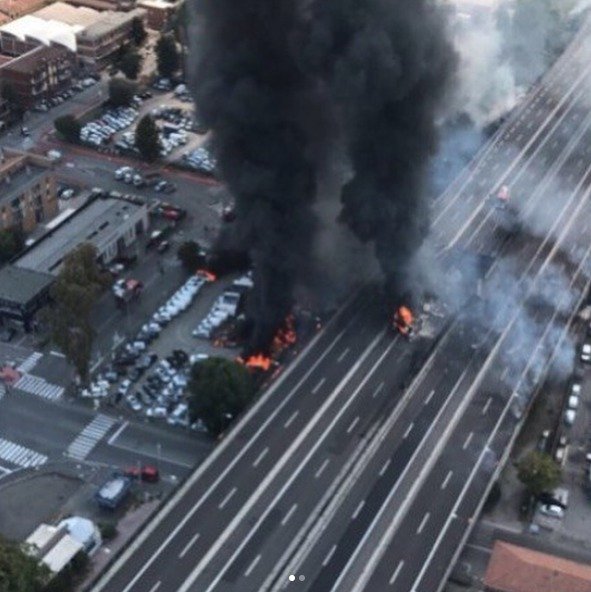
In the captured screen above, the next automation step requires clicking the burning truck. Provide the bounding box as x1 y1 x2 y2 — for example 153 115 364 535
393 305 414 338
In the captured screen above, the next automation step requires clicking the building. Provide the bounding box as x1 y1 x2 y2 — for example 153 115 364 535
0 2 146 71
0 14 79 56
138 0 177 30
0 149 58 234
74 6 146 70
67 0 137 10
0 265 54 328
0 0 49 20
484 541 591 592
15 191 149 275
25 523 84 576
0 45 75 108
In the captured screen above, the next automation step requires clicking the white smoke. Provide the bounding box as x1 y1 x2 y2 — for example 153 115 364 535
448 7 519 126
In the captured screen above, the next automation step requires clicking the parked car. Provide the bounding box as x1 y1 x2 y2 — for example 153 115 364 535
581 343 591 363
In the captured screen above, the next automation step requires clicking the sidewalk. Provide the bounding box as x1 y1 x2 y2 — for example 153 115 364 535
77 499 161 592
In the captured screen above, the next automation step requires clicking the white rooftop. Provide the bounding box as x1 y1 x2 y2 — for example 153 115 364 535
42 535 83 573
0 14 78 51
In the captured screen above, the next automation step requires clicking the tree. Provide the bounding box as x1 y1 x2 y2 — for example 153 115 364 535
119 47 143 81
188 357 256 436
44 243 110 383
108 78 136 107
54 114 81 142
131 16 147 46
135 115 161 161
177 240 203 273
0 536 49 591
517 451 561 497
0 227 24 263
156 34 180 79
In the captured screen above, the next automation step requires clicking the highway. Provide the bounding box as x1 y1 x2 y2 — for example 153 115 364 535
91 15 591 592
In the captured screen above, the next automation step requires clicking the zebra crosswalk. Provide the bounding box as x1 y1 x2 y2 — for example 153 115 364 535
13 374 64 401
17 352 43 374
66 414 117 461
0 438 47 469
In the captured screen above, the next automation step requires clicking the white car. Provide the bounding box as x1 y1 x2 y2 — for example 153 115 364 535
568 395 580 409
539 503 564 519
146 406 167 418
564 408 576 426
581 343 591 363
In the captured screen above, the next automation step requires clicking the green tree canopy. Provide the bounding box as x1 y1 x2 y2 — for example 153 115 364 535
45 243 110 383
188 357 256 436
119 47 143 81
0 227 24 263
0 536 49 592
135 115 161 162
54 114 81 143
177 240 203 273
131 16 147 46
517 451 561 497
108 78 136 107
156 34 180 79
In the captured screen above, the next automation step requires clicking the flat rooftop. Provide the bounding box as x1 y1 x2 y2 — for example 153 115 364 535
15 195 145 275
0 265 54 305
34 1 102 28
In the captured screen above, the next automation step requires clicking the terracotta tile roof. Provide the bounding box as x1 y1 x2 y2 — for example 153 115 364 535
484 541 591 592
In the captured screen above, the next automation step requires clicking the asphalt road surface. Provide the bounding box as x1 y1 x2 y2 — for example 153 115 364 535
91 16 591 592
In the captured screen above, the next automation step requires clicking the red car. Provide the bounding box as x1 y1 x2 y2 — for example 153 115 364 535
123 465 160 483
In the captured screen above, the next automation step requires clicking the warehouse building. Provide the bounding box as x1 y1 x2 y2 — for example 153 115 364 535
15 192 149 275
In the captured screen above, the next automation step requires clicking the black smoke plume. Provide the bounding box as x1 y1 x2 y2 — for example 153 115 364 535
188 0 455 346
189 0 323 350
302 0 456 306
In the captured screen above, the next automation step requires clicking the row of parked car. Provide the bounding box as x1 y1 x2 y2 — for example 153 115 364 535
32 77 98 112
193 274 252 339
181 146 217 175
80 106 139 147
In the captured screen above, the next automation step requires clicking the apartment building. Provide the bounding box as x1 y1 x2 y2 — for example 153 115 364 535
0 149 58 235
0 45 75 108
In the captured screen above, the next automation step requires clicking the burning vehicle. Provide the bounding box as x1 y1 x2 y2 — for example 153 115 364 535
393 305 414 338
495 185 510 209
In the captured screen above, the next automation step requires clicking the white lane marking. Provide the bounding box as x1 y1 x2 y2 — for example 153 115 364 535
500 367 509 381
337 347 350 363
147 582 161 592
315 459 330 479
0 465 11 475
312 377 326 394
409 242 591 592
281 504 298 526
183 333 389 592
107 420 129 445
347 416 360 434
424 389 435 405
218 487 237 510
463 432 474 450
108 441 195 468
389 561 404 586
352 500 365 520
252 447 269 468
179 533 200 559
284 410 299 429
403 423 414 439
323 545 337 567
482 397 492 415
96 295 362 592
372 382 385 398
416 512 430 535
341 367 469 592
379 459 391 477
244 554 261 577
441 470 453 490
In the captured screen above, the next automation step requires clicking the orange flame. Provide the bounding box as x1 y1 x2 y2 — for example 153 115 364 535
394 306 414 335
270 314 297 355
242 354 273 371
197 269 217 282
